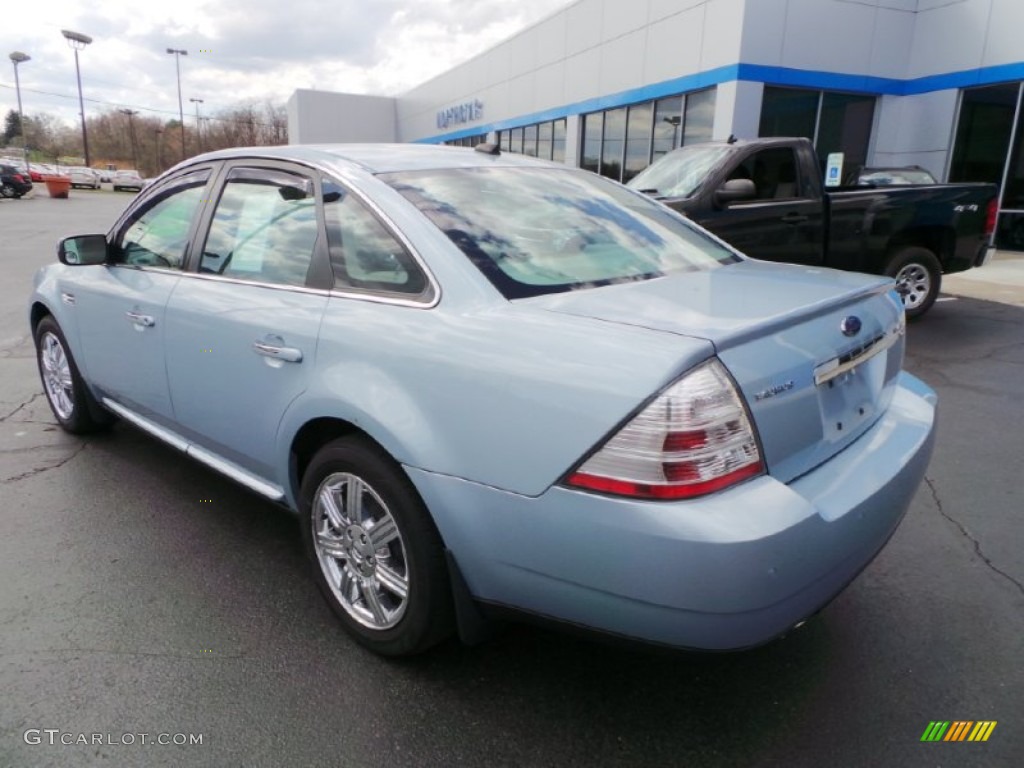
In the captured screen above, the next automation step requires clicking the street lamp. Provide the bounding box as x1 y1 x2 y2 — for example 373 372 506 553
153 128 163 171
119 108 139 170
189 97 204 153
8 51 30 173
62 29 93 166
662 115 682 149
166 47 188 161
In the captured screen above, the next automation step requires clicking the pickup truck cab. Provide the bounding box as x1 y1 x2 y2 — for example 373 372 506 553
627 137 997 318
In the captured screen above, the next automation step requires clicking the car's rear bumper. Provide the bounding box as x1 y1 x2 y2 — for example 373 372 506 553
406 371 936 650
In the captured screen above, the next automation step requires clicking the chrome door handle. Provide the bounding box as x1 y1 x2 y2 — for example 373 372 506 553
124 310 155 327
252 341 303 363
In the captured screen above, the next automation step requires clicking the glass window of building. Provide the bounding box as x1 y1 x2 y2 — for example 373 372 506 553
579 87 716 183
581 112 603 174
601 107 627 182
759 86 876 176
951 82 1024 249
682 88 715 145
653 96 683 161
553 120 566 164
495 119 568 162
523 124 538 157
624 102 653 183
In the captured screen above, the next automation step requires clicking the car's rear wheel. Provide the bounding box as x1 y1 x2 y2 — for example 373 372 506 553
0 183 15 198
884 246 942 320
34 316 112 434
300 437 453 656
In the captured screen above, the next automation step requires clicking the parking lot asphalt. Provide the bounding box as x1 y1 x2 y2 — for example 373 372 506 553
1 191 1022 767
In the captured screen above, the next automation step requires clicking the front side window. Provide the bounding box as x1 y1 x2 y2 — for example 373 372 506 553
200 167 319 287
116 169 211 268
384 167 739 299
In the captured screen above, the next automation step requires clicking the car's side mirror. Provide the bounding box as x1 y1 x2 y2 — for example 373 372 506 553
714 178 757 207
58 234 109 266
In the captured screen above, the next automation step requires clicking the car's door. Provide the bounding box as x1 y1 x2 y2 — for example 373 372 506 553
162 163 331 486
70 167 214 420
696 147 826 266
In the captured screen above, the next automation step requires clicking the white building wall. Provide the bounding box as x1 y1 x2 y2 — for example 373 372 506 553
290 0 1024 183
288 90 396 144
394 0 749 146
871 91 961 179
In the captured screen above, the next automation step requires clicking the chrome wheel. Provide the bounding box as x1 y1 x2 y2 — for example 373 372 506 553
893 262 931 311
39 331 75 421
313 472 409 630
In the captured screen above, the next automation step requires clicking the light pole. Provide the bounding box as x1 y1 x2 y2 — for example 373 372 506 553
663 115 681 149
189 97 204 153
153 128 163 171
61 29 93 166
8 51 30 173
119 108 139 170
166 47 188 161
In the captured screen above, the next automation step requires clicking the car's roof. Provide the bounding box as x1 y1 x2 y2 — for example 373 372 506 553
187 143 560 174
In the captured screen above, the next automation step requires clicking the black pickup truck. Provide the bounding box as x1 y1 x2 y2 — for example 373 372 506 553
627 137 997 318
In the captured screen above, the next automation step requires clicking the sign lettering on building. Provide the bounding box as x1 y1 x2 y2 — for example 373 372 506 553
437 99 484 129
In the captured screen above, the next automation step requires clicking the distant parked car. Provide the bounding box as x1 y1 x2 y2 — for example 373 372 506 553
853 166 938 186
30 143 937 657
0 163 33 198
69 167 101 189
94 168 114 183
112 170 144 192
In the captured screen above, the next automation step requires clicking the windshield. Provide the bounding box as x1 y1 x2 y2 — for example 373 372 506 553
626 144 733 198
382 167 739 299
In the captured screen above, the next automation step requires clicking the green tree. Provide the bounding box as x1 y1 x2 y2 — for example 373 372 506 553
3 110 22 145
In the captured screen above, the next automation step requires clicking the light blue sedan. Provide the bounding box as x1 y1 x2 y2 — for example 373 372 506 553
30 144 936 656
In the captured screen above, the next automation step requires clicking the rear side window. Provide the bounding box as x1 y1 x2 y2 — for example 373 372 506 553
321 180 431 300
383 167 738 299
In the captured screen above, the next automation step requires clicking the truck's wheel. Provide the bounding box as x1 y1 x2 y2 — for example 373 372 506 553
884 247 941 320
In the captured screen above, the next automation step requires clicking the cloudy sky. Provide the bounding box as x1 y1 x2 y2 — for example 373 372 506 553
2 0 573 127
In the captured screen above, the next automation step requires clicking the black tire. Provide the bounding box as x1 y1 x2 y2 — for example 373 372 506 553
0 183 15 198
883 246 942 320
34 316 113 434
300 436 454 656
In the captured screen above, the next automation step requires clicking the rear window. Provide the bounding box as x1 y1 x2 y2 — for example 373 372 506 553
381 167 739 299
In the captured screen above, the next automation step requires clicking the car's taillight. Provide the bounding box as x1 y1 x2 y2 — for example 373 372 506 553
13 174 25 183
565 359 764 500
984 197 998 237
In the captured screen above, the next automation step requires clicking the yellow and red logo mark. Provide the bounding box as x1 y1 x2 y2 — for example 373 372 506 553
921 721 997 742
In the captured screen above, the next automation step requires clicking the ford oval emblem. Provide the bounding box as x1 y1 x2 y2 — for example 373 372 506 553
840 316 862 337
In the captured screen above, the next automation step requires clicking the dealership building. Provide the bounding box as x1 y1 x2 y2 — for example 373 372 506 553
288 0 1024 247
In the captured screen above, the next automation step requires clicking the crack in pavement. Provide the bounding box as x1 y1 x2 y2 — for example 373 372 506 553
3 442 88 484
0 647 247 661
0 392 44 422
925 475 1024 598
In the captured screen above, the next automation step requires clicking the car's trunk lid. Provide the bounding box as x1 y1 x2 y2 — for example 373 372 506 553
528 260 906 484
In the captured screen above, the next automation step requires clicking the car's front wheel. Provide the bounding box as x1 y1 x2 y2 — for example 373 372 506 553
885 246 942 320
34 316 112 434
300 437 453 656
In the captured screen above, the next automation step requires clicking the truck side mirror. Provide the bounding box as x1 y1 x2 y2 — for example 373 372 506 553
714 178 756 207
